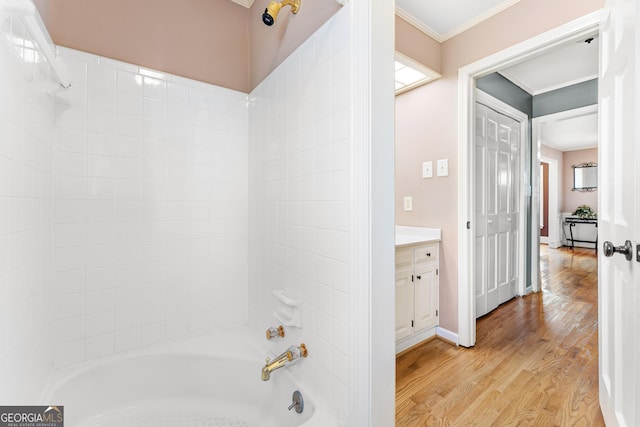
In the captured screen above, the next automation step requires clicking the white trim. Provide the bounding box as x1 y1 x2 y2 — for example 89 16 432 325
457 10 603 348
475 90 529 300
396 327 436 354
436 326 459 346
498 70 599 96
539 157 561 251
350 0 395 426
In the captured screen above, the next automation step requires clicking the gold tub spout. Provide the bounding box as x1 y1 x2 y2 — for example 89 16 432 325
261 343 308 381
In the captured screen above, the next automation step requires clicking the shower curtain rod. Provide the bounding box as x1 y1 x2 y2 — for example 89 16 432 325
0 0 71 88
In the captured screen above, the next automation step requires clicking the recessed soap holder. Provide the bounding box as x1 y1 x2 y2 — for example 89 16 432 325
272 290 302 328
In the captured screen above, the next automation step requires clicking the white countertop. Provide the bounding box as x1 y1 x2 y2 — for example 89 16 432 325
395 226 441 247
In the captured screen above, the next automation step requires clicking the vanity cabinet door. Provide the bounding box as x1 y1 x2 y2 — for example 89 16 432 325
414 263 438 332
395 265 414 341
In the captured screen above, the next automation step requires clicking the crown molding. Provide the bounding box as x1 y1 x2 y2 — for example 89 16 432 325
230 0 254 8
395 6 444 43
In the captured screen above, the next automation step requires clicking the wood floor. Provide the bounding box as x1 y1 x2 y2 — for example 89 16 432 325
396 246 603 426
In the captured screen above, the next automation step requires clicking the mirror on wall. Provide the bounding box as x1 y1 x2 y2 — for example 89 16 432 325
572 162 597 192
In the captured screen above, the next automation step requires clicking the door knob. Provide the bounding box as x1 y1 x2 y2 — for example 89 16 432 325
603 240 633 261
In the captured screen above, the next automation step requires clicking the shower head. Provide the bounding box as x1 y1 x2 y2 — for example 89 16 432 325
262 0 301 26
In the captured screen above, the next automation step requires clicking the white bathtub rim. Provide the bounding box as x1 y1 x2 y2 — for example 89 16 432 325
40 326 343 426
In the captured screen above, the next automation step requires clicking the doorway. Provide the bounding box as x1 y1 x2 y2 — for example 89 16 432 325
457 11 602 347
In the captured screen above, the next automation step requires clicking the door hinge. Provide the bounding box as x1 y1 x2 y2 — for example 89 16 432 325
637 244 640 262
436 310 438 317
411 320 414 327
466 221 471 229
411 274 414 282
436 268 439 275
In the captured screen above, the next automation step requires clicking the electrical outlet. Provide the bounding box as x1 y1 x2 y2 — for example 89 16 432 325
437 159 449 177
422 161 433 178
403 196 413 211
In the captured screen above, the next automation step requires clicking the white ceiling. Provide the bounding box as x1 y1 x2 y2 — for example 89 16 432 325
538 109 598 152
499 38 599 95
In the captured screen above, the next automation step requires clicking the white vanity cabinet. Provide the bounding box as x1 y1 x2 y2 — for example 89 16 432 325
395 227 441 354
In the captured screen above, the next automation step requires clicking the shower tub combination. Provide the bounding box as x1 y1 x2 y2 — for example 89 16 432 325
41 329 341 427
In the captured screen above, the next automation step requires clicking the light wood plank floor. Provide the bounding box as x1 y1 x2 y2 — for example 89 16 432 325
396 245 603 426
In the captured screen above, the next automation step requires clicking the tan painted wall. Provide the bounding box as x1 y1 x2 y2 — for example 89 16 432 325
563 148 598 214
249 0 341 89
395 0 604 333
395 15 441 74
36 0 250 92
34 0 344 92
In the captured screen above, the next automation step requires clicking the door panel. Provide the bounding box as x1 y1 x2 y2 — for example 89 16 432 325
476 101 521 317
598 0 638 424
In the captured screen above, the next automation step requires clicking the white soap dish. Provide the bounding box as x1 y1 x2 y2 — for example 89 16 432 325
272 289 302 328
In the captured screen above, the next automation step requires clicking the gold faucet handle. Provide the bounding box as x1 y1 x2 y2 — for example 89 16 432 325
265 325 286 340
299 343 308 357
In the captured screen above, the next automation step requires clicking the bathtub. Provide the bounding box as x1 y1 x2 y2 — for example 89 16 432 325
41 328 341 427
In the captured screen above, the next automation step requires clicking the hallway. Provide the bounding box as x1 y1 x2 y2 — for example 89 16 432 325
396 246 603 426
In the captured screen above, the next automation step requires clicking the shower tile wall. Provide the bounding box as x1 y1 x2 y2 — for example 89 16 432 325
0 17 55 401
248 7 351 421
51 48 248 367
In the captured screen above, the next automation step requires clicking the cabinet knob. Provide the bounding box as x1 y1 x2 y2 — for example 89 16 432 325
426 253 431 257
416 275 422 280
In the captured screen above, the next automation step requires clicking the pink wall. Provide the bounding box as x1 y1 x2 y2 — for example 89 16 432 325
395 16 441 74
395 0 604 334
563 148 598 213
35 0 343 92
249 0 341 89
36 0 250 92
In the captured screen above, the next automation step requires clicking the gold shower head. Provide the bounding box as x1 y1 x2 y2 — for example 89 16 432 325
262 0 301 26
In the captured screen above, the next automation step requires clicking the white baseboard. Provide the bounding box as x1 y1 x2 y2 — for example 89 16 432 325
436 326 459 346
548 241 562 249
395 327 436 354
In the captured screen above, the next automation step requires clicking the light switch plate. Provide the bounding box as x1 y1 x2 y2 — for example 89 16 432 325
403 196 413 211
437 159 449 177
422 161 433 178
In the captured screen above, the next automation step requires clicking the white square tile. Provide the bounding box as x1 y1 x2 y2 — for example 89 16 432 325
117 70 143 95
85 333 115 360
87 154 115 178
88 131 115 155
53 339 85 367
115 327 141 353
88 63 116 91
117 93 143 116
54 223 86 247
88 109 116 134
87 222 114 246
54 199 87 224
87 200 115 222
86 310 115 336
86 289 116 314
86 267 116 291
88 87 116 112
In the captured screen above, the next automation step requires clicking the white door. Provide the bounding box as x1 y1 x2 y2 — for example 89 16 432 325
598 0 639 425
475 102 520 318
